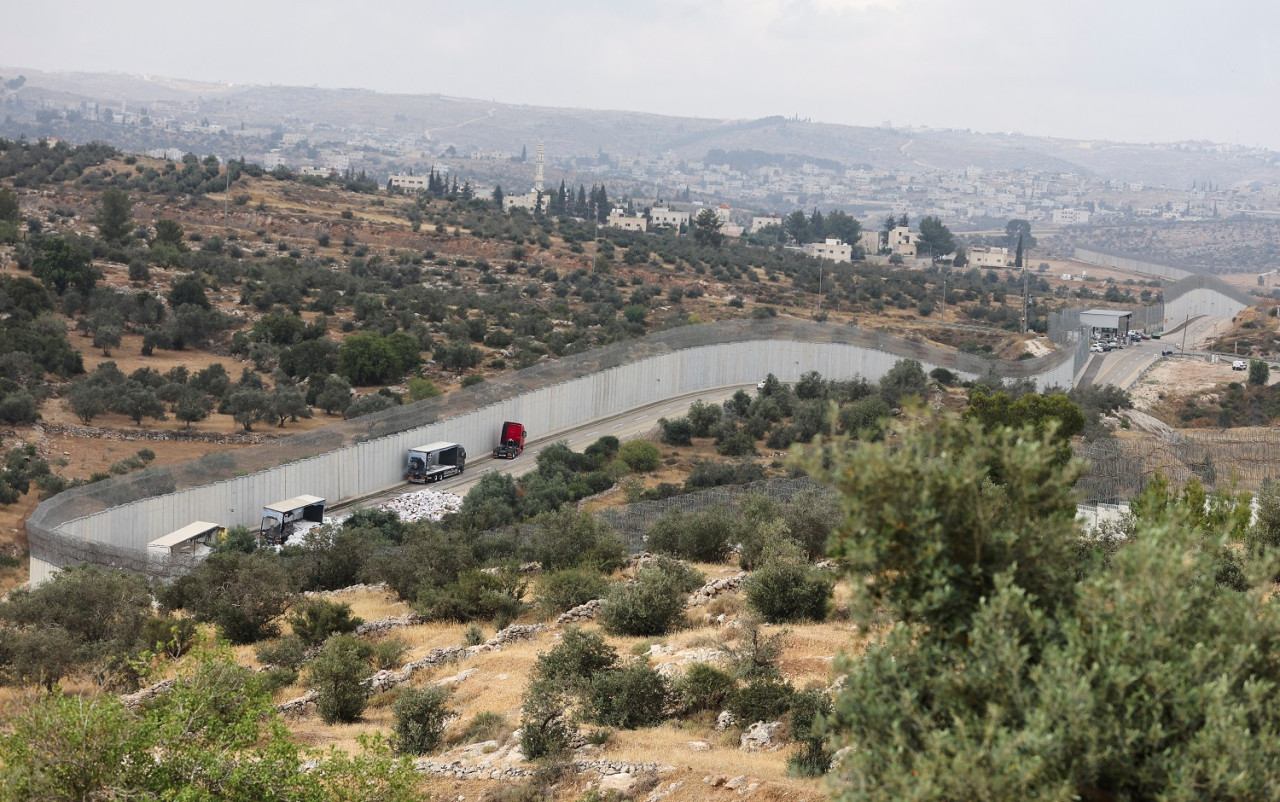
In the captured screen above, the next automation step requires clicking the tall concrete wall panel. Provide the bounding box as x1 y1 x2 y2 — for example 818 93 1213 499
29 323 1073 583
1073 247 1195 281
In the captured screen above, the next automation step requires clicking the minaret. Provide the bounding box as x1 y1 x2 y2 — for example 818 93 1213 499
534 139 545 194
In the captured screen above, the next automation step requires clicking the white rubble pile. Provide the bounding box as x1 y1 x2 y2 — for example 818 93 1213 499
282 516 342 547
379 488 463 522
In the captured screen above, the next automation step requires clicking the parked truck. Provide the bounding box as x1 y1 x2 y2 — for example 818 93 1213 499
407 442 467 483
492 421 527 459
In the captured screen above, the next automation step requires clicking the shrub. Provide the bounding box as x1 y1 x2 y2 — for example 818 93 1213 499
537 567 611 617
372 638 408 670
658 417 693 446
618 439 661 472
583 662 668 729
729 676 796 725
159 551 295 644
673 662 737 715
600 562 690 637
255 634 307 671
416 569 523 624
839 396 891 440
533 627 618 690
308 634 371 724
744 540 832 623
716 431 758 457
685 461 764 489
520 678 574 760
287 598 364 647
138 616 198 659
879 358 927 407
645 506 738 563
458 711 508 745
408 377 441 401
787 689 834 776
392 686 453 755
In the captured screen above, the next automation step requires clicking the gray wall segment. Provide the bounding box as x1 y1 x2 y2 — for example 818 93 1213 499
1072 247 1195 281
1162 274 1253 325
28 321 1072 583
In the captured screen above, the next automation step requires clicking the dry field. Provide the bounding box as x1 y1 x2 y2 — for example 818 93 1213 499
258 579 857 802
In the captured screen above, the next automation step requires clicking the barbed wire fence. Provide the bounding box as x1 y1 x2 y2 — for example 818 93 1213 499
1075 429 1280 505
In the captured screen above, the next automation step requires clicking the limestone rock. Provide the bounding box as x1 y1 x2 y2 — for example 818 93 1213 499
739 721 783 752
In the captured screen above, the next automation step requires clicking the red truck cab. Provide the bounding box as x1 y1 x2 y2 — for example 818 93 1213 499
492 421 527 459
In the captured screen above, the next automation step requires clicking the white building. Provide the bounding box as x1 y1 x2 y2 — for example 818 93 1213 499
967 246 1013 268
859 230 883 255
750 214 784 233
1052 208 1092 225
607 213 646 232
887 225 918 257
649 206 690 229
389 174 432 192
803 238 852 263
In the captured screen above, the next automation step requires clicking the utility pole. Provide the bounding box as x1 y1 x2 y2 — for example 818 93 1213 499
940 268 947 322
223 155 231 222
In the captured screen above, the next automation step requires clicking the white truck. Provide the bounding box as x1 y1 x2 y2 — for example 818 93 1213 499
407 442 467 483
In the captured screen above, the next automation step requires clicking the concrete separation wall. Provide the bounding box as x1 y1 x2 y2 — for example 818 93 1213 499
1072 247 1195 281
1162 274 1255 325
27 319 1074 584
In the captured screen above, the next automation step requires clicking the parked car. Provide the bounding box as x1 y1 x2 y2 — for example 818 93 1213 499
1151 332 1162 339
1162 349 1175 356
1091 343 1104 353
1232 360 1248 371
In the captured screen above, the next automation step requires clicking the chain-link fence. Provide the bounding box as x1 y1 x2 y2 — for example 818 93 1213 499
1075 429 1280 505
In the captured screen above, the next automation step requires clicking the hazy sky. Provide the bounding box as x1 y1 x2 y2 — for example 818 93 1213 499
4 0 1278 148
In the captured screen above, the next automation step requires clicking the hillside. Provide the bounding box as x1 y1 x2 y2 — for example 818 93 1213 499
4 66 1280 187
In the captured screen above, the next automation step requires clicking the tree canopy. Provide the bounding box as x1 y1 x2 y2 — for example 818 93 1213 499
814 410 1280 800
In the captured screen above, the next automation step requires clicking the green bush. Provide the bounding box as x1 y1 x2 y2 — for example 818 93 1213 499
308 634 372 724
729 676 796 725
416 569 524 623
583 662 668 729
673 662 737 715
392 686 453 755
537 567 612 617
645 507 738 563
600 562 690 637
715 431 758 457
371 638 408 670
287 598 364 647
685 461 764 489
787 689 834 776
618 439 661 472
158 551 295 644
658 416 693 446
458 711 508 744
744 540 832 623
255 634 307 671
139 616 198 659
520 678 574 760
533 627 618 691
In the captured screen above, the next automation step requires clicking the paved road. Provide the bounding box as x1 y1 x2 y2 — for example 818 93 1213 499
337 384 754 513
1081 315 1230 390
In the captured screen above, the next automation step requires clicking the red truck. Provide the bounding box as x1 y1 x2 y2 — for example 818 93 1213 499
492 421 527 459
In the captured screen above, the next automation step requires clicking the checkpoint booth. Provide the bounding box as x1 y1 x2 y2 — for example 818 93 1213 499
1080 308 1133 342
260 494 326 546
147 521 223 558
